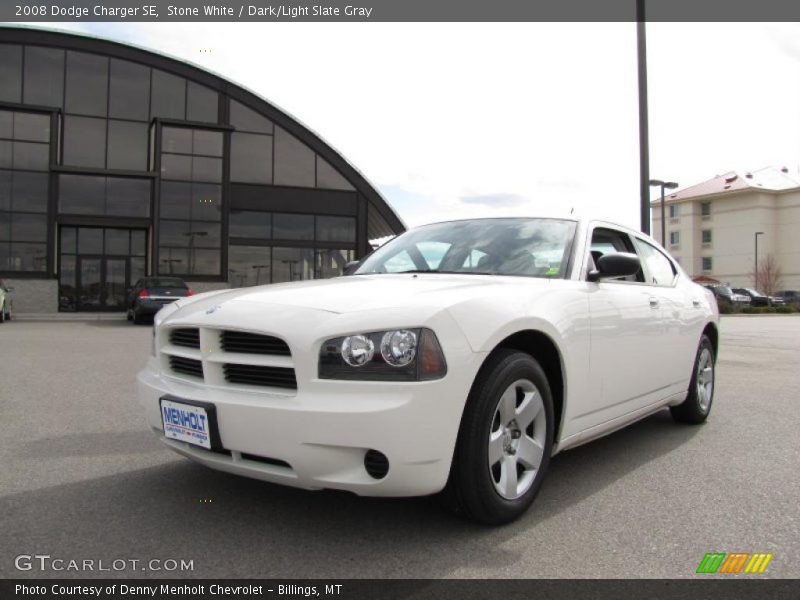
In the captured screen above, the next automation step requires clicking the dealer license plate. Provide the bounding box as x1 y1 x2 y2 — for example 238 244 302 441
161 398 212 449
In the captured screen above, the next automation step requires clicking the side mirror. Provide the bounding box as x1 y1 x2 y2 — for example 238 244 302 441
343 260 361 275
588 252 641 282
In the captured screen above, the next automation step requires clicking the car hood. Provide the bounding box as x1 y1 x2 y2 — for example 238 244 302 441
173 274 557 315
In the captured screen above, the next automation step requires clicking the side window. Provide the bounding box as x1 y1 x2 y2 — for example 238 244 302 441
462 248 487 269
633 238 676 286
589 227 644 283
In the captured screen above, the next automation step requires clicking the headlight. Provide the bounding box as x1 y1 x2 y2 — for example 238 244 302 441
319 328 446 381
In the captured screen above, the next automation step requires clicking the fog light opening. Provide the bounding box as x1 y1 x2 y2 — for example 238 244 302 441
364 449 389 479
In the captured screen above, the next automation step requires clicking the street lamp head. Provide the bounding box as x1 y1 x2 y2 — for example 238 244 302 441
649 179 679 189
648 179 664 187
664 181 679 190
756 231 765 235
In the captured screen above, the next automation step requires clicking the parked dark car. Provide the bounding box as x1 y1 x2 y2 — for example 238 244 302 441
703 284 749 310
776 290 799 306
732 288 772 307
126 277 193 324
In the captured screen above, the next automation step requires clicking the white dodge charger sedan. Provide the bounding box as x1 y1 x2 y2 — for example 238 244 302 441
138 217 718 524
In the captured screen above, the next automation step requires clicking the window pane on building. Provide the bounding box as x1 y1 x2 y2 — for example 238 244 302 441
11 213 47 242
160 154 192 181
273 213 313 240
316 157 355 191
190 222 220 248
191 183 222 221
12 142 49 171
131 230 146 256
9 242 47 271
0 171 11 212
106 177 151 217
192 156 222 183
274 127 315 187
316 215 356 243
60 226 77 254
59 174 105 214
160 181 191 219
186 82 218 123
13 112 50 142
151 70 186 120
63 116 106 168
272 246 313 282
159 220 191 246
65 51 108 117
0 45 22 103
59 254 76 310
0 111 12 139
228 245 271 286
230 100 273 134
229 210 271 239
190 248 220 275
105 228 130 255
316 248 354 278
158 247 188 274
109 58 150 121
162 127 192 154
78 227 103 254
0 212 9 240
107 120 148 171
0 141 10 169
23 47 64 108
230 132 272 184
11 172 48 213
192 130 223 157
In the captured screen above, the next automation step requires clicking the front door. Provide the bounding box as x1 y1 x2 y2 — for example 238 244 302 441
76 256 130 311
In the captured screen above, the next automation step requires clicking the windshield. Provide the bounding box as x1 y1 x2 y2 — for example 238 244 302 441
355 218 577 278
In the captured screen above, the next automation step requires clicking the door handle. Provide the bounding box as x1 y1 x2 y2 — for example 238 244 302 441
649 297 660 308
692 299 701 308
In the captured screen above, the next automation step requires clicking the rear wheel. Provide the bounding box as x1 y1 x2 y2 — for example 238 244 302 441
670 334 715 424
442 349 554 525
132 309 145 325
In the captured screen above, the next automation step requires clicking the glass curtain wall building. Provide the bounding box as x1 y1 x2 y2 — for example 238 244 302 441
0 27 404 312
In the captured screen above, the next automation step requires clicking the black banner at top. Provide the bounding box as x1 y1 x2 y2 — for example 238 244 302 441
4 0 800 22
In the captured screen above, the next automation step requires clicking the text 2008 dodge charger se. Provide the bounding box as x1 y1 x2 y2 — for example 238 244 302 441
138 217 718 524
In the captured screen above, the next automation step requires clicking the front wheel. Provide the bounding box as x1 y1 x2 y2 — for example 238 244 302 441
670 334 715 424
442 349 554 525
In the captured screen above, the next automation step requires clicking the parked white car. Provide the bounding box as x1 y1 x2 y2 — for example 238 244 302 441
138 217 719 524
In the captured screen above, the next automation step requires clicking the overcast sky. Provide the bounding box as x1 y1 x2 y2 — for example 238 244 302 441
23 22 800 230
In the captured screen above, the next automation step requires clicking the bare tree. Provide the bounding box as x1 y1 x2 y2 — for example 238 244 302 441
750 254 784 296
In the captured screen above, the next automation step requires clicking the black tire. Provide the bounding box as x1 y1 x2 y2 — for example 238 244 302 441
670 334 715 424
442 349 554 525
126 309 133 321
0 306 4 324
133 309 145 325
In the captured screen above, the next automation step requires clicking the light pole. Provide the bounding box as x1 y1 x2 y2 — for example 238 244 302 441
637 0 651 235
649 179 679 247
183 231 208 275
281 259 299 281
252 264 269 285
754 231 764 292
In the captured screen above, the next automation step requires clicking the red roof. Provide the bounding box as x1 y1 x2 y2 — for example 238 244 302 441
651 166 800 205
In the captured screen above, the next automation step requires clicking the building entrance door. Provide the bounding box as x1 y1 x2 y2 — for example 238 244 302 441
59 227 147 312
75 255 130 311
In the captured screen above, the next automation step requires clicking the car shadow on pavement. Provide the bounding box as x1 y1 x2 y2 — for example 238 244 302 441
17 430 163 458
1 408 701 579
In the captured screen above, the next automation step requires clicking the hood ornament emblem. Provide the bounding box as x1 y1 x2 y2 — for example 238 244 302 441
205 305 222 315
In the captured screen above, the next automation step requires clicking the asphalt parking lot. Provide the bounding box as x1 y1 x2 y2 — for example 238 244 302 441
1 316 798 579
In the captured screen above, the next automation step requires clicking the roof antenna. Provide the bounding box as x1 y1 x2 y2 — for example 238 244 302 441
570 207 574 214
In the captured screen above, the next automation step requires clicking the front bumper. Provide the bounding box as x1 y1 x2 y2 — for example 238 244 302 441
137 304 482 497
135 298 178 316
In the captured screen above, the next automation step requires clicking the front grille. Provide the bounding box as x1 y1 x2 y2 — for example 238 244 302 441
169 356 204 378
220 330 291 356
223 363 297 389
170 328 200 349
